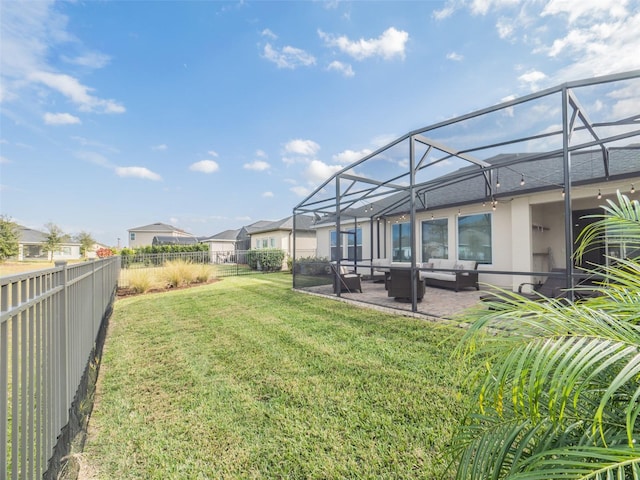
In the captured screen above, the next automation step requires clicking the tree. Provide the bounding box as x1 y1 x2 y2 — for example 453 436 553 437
43 223 70 261
450 191 640 479
0 215 20 262
75 231 96 258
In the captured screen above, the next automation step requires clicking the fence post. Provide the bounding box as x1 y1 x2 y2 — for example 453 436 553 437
54 261 69 426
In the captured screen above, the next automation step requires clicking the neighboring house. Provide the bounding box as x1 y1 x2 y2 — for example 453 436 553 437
17 226 82 261
86 242 111 259
201 229 241 263
248 215 316 260
202 216 317 268
127 222 194 248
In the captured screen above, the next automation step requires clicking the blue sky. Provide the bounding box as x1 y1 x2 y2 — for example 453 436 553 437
1 0 639 246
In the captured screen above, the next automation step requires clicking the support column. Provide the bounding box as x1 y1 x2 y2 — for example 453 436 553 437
510 197 533 292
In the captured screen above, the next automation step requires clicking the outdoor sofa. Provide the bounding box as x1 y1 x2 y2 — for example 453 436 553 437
419 258 479 292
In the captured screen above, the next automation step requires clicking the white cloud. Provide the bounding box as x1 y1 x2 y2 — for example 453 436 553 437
318 27 409 61
470 0 520 16
305 159 343 183
500 94 517 117
115 166 162 181
496 18 514 39
0 1 124 114
207 150 219 157
332 148 372 164
263 43 316 69
29 71 125 113
261 28 277 40
290 185 311 197
446 51 464 61
75 151 113 168
63 52 111 69
262 191 274 198
284 139 320 156
152 144 168 151
189 160 220 173
433 4 456 20
255 149 267 158
0 156 10 164
43 112 81 125
518 70 547 91
327 60 355 77
542 0 628 24
244 160 270 171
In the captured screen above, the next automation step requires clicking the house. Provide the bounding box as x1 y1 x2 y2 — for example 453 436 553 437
201 229 241 263
293 70 640 307
127 222 194 248
202 216 317 268
248 215 316 259
310 147 640 291
17 226 82 261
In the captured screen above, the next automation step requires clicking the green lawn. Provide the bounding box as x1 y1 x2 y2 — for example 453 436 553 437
83 274 471 479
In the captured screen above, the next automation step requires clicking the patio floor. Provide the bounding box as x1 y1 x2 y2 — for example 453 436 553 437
299 278 487 322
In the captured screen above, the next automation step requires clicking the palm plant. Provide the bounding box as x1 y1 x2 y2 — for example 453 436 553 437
450 191 640 479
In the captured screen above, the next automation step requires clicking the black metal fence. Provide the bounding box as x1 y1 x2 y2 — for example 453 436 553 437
118 250 288 287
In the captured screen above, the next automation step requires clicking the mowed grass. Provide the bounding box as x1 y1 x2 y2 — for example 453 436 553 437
83 274 471 479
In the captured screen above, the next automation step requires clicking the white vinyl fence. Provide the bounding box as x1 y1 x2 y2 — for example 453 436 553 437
1 257 120 479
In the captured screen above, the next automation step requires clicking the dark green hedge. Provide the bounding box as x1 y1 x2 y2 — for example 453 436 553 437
246 249 285 272
120 244 208 255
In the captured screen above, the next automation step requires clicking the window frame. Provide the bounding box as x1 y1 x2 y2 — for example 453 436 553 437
421 217 449 261
392 222 412 262
457 213 493 264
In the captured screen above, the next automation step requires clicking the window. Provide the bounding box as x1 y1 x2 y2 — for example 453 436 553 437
392 222 412 262
422 218 448 260
255 239 260 249
130 232 136 241
346 228 362 261
330 230 338 261
270 237 276 248
458 213 492 263
262 239 269 249
330 228 362 261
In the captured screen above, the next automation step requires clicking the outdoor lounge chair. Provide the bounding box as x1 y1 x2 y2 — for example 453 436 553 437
387 268 425 302
332 264 363 293
480 268 569 305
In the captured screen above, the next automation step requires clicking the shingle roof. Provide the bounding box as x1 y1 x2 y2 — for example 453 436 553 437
203 229 240 241
311 146 640 225
247 215 314 234
18 226 80 245
128 222 192 235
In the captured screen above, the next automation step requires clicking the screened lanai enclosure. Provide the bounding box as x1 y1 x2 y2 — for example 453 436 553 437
292 70 640 314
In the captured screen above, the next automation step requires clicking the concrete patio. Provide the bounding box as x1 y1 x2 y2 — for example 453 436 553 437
300 277 486 321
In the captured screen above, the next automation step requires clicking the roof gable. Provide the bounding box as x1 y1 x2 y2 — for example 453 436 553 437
128 222 191 235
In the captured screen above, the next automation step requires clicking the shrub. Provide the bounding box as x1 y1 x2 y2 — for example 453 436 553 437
246 249 285 272
162 259 195 288
193 263 213 283
293 256 331 275
126 269 155 294
96 247 115 258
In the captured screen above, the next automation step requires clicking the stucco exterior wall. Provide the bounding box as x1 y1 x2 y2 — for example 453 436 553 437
303 177 640 292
